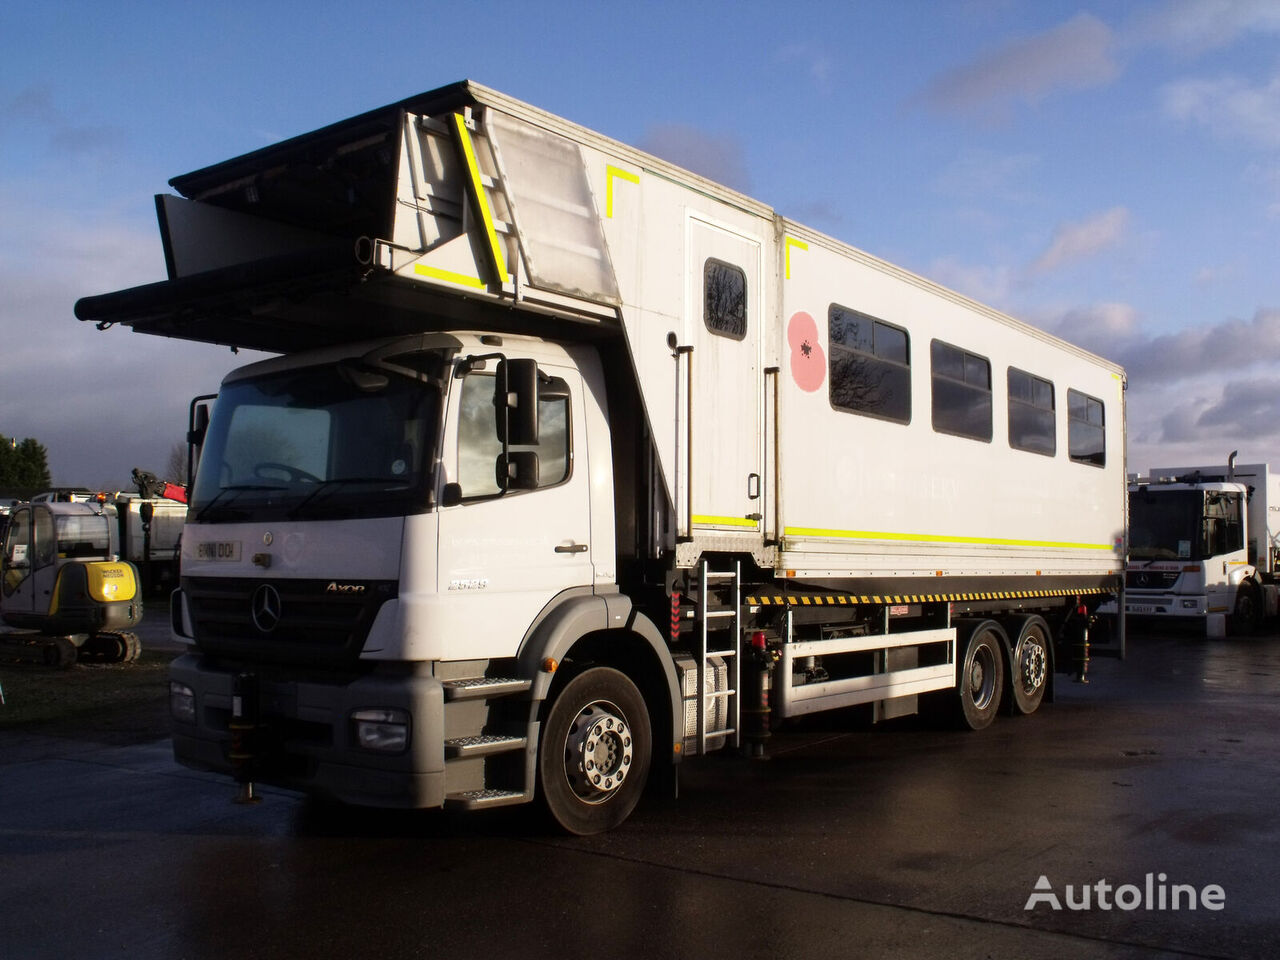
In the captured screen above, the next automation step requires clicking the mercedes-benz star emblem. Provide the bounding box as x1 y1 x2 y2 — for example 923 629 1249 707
251 583 282 633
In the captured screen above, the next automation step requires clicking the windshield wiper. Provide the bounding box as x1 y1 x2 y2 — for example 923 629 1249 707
287 477 405 519
194 484 285 522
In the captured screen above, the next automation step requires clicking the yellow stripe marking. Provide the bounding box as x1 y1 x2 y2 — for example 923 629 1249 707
692 514 760 529
451 113 509 283
606 164 639 218
413 264 486 289
784 526 1112 551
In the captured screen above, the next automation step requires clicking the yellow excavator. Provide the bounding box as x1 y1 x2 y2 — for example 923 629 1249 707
1 498 144 666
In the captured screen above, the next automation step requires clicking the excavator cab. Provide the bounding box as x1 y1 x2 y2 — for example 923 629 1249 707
1 500 143 665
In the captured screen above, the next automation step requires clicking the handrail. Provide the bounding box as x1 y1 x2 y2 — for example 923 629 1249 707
764 366 781 545
676 344 694 542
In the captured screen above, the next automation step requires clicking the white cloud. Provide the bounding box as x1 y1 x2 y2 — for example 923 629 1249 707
1132 0 1280 54
920 13 1119 119
1037 304 1280 469
933 148 1040 202
1162 73 1280 148
1045 304 1280 381
0 190 267 488
1044 302 1142 362
636 124 751 193
926 256 1015 307
776 43 836 96
1029 206 1130 274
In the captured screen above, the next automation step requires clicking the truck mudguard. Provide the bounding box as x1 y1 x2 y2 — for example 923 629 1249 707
517 589 682 758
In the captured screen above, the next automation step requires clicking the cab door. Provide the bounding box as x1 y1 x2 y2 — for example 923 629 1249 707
434 356 594 660
1 506 57 621
2 506 34 616
686 215 763 538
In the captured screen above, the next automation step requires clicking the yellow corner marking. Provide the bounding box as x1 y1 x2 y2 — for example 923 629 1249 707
785 236 808 280
606 164 639 218
450 113 509 283
413 263 486 289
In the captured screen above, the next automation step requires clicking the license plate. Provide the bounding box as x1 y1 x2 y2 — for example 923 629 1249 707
196 541 241 561
1127 604 1158 614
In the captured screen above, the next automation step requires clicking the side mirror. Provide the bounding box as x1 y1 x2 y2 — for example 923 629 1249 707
494 359 538 446
441 482 463 507
496 452 539 491
188 401 211 447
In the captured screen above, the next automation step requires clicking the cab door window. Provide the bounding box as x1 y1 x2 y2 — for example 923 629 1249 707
33 507 55 568
455 370 571 499
2 507 31 596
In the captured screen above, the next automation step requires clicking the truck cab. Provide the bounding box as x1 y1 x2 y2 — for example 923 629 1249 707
1122 467 1279 634
168 331 649 823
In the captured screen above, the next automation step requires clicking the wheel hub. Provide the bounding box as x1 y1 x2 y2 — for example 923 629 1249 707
567 702 633 800
1021 642 1047 691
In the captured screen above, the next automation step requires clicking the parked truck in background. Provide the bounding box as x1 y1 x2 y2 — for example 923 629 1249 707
75 81 1126 833
1120 455 1280 636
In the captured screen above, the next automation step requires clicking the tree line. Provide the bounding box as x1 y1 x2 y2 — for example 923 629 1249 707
0 435 52 497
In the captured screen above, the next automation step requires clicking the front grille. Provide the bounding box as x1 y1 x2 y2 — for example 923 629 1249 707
1126 570 1180 590
183 576 397 665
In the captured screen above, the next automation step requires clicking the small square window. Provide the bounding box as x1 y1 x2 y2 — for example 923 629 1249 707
1067 388 1105 467
1008 368 1056 457
828 305 911 423
931 340 991 442
704 259 747 340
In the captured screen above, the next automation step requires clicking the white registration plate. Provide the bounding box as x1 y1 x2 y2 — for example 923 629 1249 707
196 541 242 562
1127 604 1158 615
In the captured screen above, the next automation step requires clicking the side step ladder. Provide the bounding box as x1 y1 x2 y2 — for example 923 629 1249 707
441 676 533 810
694 558 742 754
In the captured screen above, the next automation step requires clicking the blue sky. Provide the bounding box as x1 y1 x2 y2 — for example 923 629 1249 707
3 0 1280 486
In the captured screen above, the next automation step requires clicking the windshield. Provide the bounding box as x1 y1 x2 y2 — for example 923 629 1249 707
190 353 446 522
1129 489 1243 561
56 514 111 558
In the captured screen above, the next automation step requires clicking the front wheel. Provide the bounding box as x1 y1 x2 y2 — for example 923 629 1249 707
1229 585 1260 637
538 667 652 835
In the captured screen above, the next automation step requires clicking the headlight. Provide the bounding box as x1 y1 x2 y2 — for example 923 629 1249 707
351 708 410 753
170 682 196 724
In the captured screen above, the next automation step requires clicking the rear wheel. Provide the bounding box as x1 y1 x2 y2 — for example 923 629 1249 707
538 667 652 835
954 621 1006 730
1009 617 1050 715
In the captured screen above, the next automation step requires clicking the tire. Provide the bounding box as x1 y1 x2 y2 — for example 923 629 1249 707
1229 585 1260 637
1008 616 1050 716
538 667 652 835
954 621 1007 731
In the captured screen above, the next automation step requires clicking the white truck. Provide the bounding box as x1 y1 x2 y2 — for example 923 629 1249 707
1121 456 1280 636
75 81 1126 833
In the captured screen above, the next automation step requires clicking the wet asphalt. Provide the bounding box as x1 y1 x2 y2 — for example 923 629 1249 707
1 620 1277 960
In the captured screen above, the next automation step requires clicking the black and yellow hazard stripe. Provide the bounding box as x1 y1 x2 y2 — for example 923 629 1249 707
745 586 1112 606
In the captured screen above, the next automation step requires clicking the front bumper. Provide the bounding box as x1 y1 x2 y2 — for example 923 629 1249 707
169 653 446 808
1122 593 1207 617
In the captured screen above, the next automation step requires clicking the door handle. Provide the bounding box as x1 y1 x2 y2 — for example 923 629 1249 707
555 542 589 554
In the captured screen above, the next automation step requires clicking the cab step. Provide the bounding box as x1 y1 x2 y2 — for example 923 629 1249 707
444 734 528 759
442 678 531 701
444 789 530 811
